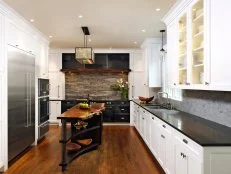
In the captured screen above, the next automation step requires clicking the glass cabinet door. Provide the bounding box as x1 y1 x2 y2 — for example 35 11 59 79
178 14 187 85
191 0 204 84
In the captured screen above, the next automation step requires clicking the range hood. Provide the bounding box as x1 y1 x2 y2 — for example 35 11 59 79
75 27 94 64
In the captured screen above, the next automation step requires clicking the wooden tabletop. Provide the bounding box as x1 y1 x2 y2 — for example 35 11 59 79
57 103 105 119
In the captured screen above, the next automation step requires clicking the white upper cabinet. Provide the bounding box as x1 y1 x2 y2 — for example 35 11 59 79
37 39 49 78
141 38 162 88
130 51 144 71
6 19 36 54
49 52 62 72
166 20 178 87
163 0 231 91
209 0 231 91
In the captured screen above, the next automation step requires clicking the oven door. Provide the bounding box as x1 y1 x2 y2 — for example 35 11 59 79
39 97 49 125
38 79 49 97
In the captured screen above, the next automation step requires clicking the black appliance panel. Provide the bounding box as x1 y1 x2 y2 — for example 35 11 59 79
38 79 49 97
39 97 49 124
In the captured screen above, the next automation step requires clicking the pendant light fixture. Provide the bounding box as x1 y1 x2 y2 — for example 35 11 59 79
160 30 166 57
75 27 94 64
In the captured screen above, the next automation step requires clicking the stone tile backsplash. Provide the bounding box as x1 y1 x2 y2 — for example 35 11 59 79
65 72 128 100
171 90 231 128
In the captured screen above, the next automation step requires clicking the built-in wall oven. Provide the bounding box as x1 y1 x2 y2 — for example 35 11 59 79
38 79 50 140
38 97 49 124
38 78 49 97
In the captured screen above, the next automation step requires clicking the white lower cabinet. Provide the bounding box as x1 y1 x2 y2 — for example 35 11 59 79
139 108 145 137
150 115 159 157
175 139 202 174
157 121 175 174
49 101 61 124
144 112 151 146
132 102 231 174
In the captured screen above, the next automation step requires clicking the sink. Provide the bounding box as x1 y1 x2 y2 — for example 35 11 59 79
145 105 162 109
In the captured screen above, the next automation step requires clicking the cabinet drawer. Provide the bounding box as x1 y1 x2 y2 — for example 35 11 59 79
174 130 203 160
116 114 130 122
38 122 49 139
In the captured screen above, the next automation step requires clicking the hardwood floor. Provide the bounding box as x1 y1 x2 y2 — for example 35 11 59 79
5 125 164 174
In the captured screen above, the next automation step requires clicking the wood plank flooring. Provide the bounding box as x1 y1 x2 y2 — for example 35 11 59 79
5 125 164 174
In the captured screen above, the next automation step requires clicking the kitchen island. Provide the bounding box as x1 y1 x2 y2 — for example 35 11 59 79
57 103 105 171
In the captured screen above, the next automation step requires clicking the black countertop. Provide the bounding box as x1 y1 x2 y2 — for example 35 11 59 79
133 99 231 146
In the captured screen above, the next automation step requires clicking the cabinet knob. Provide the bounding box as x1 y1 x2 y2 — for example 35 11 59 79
183 139 188 144
152 117 154 120
161 134 165 139
174 83 176 86
205 82 209 85
162 125 166 128
185 82 190 85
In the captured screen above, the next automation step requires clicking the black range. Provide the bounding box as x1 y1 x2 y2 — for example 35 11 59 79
133 99 231 146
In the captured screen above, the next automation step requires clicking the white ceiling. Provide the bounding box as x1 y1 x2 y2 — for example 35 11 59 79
3 0 176 48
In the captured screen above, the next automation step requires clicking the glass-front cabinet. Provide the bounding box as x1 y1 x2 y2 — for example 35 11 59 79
178 14 188 85
176 0 205 87
191 0 204 85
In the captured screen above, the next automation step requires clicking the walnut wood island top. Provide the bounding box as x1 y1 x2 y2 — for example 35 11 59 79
57 103 105 120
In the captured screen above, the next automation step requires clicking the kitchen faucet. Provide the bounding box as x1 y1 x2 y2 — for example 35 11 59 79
157 92 173 110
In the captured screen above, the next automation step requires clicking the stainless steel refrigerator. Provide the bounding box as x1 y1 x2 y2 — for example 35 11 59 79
8 45 35 162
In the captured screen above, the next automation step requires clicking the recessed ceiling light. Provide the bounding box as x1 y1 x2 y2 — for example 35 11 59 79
49 35 53 38
78 15 83 18
156 8 161 12
142 29 146 33
88 38 92 42
134 41 137 44
193 8 196 11
30 19 34 22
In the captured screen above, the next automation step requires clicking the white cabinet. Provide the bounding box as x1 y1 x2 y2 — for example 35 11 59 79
49 72 65 99
175 138 202 174
157 121 175 174
130 51 144 71
144 112 151 146
141 38 162 88
163 0 231 91
49 101 61 124
209 0 231 91
131 71 146 99
139 108 145 137
37 40 49 78
166 21 178 87
130 51 146 99
0 12 4 72
49 53 62 71
6 19 36 54
150 115 159 157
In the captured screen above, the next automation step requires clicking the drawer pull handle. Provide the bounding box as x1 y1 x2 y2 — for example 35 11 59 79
162 125 166 128
161 134 165 139
183 139 188 144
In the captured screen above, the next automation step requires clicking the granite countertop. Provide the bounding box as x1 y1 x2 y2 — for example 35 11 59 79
133 99 231 146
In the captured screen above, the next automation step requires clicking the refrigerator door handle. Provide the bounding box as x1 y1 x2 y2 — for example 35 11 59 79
26 73 29 127
29 73 32 126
